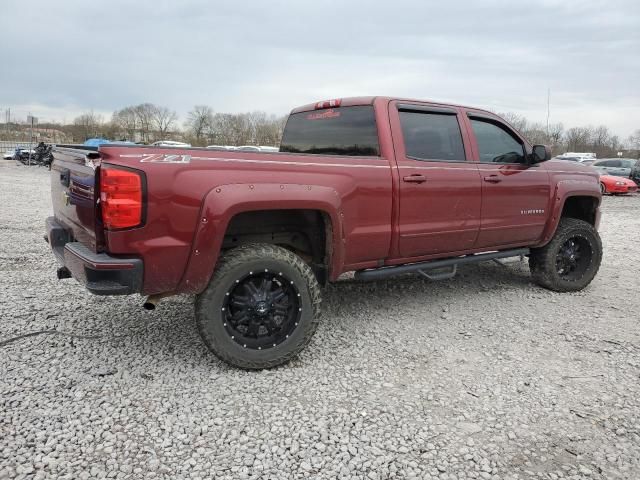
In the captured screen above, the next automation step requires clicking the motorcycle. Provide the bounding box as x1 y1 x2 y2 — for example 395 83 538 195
33 142 54 169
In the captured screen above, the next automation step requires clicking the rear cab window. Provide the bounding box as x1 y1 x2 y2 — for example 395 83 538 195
280 106 379 156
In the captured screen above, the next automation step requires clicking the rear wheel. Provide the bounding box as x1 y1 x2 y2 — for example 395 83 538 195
529 218 602 292
196 243 321 369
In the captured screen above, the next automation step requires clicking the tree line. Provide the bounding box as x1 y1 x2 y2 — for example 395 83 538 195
500 112 635 158
1 102 638 157
66 103 286 147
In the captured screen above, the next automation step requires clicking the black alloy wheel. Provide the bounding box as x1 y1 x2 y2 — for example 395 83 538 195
195 243 321 369
555 236 592 281
222 270 301 350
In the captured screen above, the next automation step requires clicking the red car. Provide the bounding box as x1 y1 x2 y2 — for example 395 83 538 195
599 174 638 194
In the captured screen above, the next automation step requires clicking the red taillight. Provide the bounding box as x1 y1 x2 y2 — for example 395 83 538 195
99 167 143 229
315 99 341 109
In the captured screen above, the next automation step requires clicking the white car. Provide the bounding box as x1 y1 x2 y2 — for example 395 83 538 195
206 145 237 151
3 150 14 159
150 141 191 148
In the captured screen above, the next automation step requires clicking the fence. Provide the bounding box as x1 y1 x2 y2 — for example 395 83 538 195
0 140 37 155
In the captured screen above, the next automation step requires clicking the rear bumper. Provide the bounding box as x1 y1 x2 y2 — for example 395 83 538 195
46 216 143 295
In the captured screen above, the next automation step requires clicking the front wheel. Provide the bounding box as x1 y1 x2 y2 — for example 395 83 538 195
529 218 602 292
196 243 322 369
600 182 607 194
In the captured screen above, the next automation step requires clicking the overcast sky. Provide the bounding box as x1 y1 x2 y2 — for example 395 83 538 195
2 0 638 137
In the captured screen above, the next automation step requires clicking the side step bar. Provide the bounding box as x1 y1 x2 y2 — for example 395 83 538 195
354 248 530 281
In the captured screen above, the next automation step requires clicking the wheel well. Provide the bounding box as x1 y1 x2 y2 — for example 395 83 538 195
222 209 331 284
561 196 598 225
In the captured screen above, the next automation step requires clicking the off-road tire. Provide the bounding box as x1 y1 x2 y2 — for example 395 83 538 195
529 218 602 292
195 243 322 369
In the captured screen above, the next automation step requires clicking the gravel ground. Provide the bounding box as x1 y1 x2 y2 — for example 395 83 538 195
1 162 640 480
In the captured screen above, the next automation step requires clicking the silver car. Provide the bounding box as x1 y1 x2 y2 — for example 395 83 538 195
592 158 640 180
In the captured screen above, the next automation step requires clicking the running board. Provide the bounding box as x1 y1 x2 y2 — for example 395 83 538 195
354 248 530 281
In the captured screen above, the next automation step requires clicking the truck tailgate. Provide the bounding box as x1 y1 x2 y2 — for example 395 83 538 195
50 146 100 251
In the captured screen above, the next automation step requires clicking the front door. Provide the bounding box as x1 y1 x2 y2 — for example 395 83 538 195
464 112 550 248
390 103 482 258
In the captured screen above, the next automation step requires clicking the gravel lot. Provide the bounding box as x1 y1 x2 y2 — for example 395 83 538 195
1 162 640 480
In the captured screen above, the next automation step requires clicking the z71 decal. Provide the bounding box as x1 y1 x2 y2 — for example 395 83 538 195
140 154 192 164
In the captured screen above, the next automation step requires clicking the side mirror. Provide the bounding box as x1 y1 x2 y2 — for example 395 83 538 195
531 144 551 163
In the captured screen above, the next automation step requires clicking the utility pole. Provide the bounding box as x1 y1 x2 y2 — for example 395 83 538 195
4 108 9 139
546 88 550 137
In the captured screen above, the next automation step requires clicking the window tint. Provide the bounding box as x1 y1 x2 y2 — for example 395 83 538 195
399 111 465 161
470 118 525 164
620 159 634 168
280 106 379 156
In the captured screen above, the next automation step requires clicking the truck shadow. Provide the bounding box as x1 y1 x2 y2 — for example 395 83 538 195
134 260 534 369
28 259 536 375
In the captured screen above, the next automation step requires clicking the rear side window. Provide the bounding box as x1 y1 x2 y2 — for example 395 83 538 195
280 106 379 156
619 159 634 168
399 111 465 161
470 118 526 164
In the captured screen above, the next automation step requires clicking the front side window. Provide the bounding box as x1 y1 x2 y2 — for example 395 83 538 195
399 110 465 161
470 118 526 164
280 106 379 156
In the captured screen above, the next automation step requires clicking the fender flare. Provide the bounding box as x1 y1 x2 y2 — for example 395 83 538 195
176 183 344 293
536 179 601 247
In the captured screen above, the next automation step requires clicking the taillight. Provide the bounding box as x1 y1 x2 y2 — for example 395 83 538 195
99 167 144 229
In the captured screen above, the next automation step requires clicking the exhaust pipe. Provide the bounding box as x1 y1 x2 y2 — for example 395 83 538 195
143 293 172 311
57 267 72 279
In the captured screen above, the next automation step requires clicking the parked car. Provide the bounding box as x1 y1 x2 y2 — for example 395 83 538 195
592 158 640 184
46 96 603 369
598 174 638 194
150 140 192 148
236 145 261 152
554 156 595 165
556 153 596 163
3 150 14 159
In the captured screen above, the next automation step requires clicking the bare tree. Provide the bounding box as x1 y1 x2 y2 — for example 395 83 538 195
628 129 640 150
565 126 592 151
133 103 156 143
72 111 103 141
112 106 138 140
500 112 529 133
151 105 178 141
548 122 564 147
185 105 214 145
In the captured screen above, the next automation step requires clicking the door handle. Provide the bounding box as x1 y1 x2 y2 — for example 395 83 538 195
483 175 501 183
403 174 427 183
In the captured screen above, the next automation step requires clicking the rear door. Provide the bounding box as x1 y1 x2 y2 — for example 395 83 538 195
390 102 481 257
50 147 100 250
463 112 550 248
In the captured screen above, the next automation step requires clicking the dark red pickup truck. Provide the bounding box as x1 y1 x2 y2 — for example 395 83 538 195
46 96 602 368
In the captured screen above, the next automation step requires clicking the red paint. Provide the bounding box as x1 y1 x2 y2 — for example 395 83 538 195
50 97 602 296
